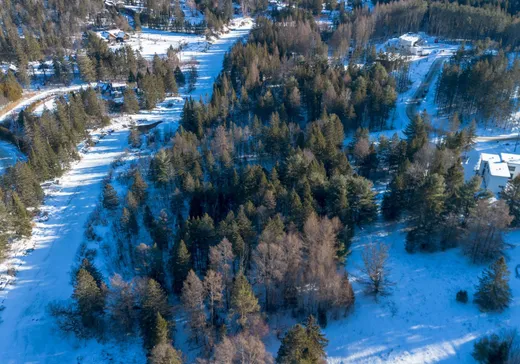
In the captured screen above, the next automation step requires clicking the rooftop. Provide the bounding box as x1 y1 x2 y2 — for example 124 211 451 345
500 153 520 164
488 162 511 178
480 153 501 163
399 33 421 43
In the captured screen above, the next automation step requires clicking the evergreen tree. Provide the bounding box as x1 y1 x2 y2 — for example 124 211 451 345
165 68 178 95
11 192 32 237
123 88 140 114
102 183 119 210
152 312 170 348
131 170 148 203
149 343 183 364
140 279 171 350
277 315 328 364
230 271 259 328
77 54 96 83
171 240 191 293
474 256 512 312
0 193 12 259
174 66 185 87
502 175 520 226
73 268 105 328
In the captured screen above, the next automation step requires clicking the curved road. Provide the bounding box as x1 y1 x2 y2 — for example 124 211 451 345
404 57 519 143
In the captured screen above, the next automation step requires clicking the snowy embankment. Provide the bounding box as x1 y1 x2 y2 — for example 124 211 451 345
0 140 25 174
326 221 520 364
0 17 253 363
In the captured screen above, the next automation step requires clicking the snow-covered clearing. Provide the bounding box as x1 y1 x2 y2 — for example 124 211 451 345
326 220 520 364
0 17 252 363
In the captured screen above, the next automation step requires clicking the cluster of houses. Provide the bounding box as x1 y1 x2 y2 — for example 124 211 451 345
96 29 130 44
478 152 520 194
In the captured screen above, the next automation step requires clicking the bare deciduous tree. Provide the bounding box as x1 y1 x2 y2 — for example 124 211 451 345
360 242 392 298
463 199 513 263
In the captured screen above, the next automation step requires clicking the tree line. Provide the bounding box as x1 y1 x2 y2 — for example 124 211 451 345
0 87 110 259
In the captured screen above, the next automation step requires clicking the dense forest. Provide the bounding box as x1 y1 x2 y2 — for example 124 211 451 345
39 8 518 364
435 50 520 126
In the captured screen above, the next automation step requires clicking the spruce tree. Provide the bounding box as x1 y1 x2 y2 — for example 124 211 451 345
502 175 520 226
174 66 185 87
304 316 329 362
152 312 170 348
77 54 96 83
171 240 191 293
0 192 13 260
123 88 140 114
131 170 148 203
140 279 171 350
230 271 259 328
277 316 328 364
11 192 32 237
102 183 119 210
474 257 512 312
73 268 105 328
165 68 178 95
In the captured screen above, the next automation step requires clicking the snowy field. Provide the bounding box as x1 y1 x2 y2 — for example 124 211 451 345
326 221 520 364
0 17 253 363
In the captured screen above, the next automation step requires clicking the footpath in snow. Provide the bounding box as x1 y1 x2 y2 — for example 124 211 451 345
0 18 252 363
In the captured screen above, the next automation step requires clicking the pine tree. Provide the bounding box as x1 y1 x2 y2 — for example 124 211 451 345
181 270 207 343
174 66 185 87
474 256 512 312
77 54 96 83
187 65 198 93
502 175 520 227
140 279 171 350
276 316 328 364
123 88 140 114
11 192 31 237
171 240 191 293
165 68 178 95
0 193 12 260
230 271 259 328
152 312 170 348
73 268 105 328
149 343 183 364
131 170 148 203
154 209 171 250
102 183 119 210
304 316 329 362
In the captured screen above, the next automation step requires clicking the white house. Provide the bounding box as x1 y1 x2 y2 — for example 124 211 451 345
399 34 421 52
500 153 520 179
477 152 520 194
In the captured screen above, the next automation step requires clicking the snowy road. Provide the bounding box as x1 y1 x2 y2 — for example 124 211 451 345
0 19 252 363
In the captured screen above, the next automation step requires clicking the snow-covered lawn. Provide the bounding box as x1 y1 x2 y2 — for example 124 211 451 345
326 221 520 364
0 18 253 363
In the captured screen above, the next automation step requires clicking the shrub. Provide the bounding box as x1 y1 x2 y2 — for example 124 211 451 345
472 330 517 364
456 290 468 303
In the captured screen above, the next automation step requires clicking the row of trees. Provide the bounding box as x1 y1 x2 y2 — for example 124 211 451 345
330 0 520 54
0 87 111 259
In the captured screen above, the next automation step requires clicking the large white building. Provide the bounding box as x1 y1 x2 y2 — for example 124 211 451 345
478 152 520 194
398 34 423 55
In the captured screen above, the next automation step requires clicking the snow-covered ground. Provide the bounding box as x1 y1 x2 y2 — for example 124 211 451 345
0 140 25 174
326 220 520 364
0 83 98 124
0 17 253 363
